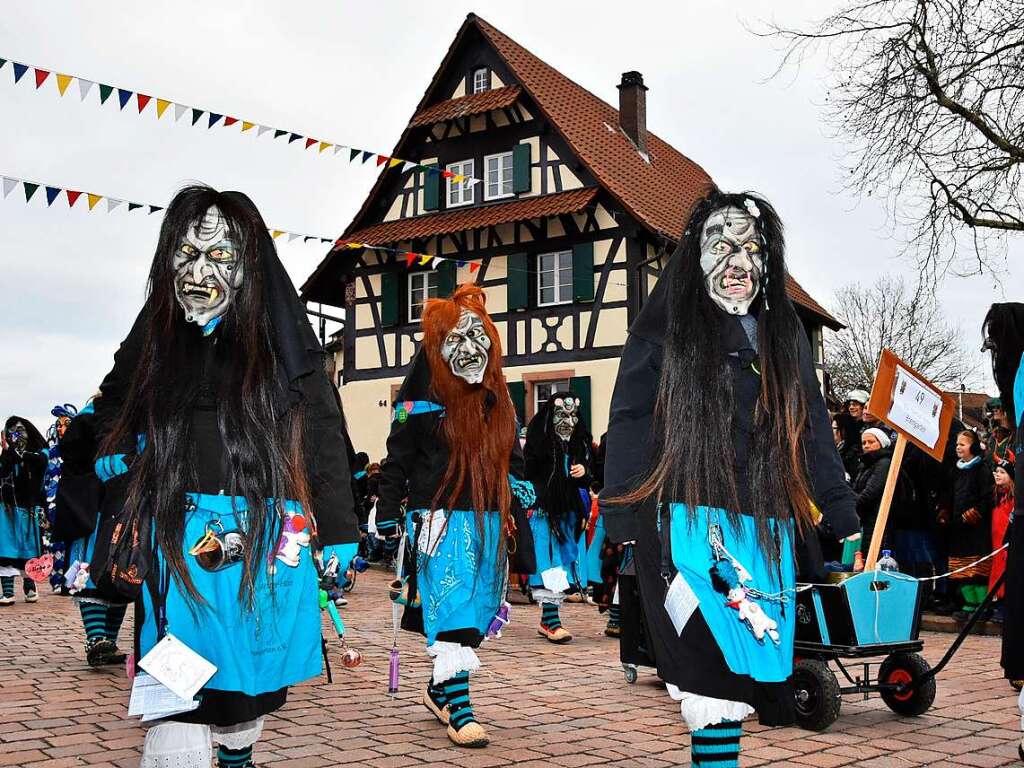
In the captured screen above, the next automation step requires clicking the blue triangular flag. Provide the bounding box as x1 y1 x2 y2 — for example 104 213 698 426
426 165 441 175
149 205 164 214
208 113 222 128
456 260 466 268
45 186 61 206
361 150 374 163
288 133 303 144
117 88 132 110
13 63 28 83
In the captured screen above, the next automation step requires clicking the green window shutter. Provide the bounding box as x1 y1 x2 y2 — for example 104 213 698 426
380 270 399 327
507 381 526 427
423 164 440 211
569 375 592 431
507 252 529 310
512 143 532 194
437 260 457 297
572 242 595 302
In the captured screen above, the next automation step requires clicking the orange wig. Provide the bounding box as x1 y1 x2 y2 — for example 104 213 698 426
421 284 516 526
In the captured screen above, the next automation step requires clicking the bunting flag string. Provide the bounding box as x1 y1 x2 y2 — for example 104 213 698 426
0 56 482 185
335 240 482 273
0 173 337 246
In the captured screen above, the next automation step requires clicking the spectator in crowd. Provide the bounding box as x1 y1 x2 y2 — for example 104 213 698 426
854 427 895 556
846 389 869 424
987 398 1016 467
832 415 860 484
990 456 1016 623
946 430 996 622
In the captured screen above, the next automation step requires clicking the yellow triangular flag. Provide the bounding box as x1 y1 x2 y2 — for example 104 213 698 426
87 193 102 210
419 255 432 266
56 74 73 96
319 142 332 153
453 174 464 183
156 98 171 118
346 242 363 249
388 157 402 168
241 121 254 132
271 230 284 239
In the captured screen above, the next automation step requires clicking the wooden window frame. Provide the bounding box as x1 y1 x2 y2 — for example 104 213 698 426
408 270 439 324
536 249 573 307
446 158 475 208
520 368 576 422
472 67 491 94
484 151 514 201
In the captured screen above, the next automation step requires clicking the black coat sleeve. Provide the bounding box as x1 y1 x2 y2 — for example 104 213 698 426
303 373 358 546
599 333 662 543
377 415 416 528
798 334 860 539
856 457 891 521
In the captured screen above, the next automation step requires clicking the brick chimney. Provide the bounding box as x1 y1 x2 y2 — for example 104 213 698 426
617 71 648 153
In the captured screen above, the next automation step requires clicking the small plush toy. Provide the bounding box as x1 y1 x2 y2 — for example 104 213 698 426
725 585 780 645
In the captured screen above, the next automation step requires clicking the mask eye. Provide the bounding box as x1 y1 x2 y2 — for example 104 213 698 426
710 240 732 256
207 248 236 264
180 243 199 258
743 241 761 255
446 334 460 347
554 398 564 407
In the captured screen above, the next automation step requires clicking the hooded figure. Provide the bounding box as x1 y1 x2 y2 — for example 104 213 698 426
600 191 858 766
524 391 592 642
41 404 77 593
89 185 358 768
0 415 47 605
377 284 535 749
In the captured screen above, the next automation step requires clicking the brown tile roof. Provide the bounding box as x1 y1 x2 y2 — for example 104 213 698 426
785 275 842 330
410 85 522 127
341 188 597 246
473 16 711 242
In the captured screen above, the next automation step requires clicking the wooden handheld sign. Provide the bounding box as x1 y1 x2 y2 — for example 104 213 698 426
863 350 955 570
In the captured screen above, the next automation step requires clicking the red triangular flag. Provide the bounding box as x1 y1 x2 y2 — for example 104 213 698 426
137 94 151 113
224 116 238 126
66 190 83 207
441 170 455 179
406 253 416 267
376 154 388 166
34 68 50 88
469 262 480 273
305 137 317 149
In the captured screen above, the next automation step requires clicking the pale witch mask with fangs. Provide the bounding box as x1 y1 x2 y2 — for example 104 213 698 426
173 205 244 328
440 310 491 384
699 205 764 315
552 396 580 441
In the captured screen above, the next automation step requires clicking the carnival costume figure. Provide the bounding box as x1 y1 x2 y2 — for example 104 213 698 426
89 186 359 768
601 191 859 767
524 391 591 642
378 284 535 748
43 404 77 593
0 416 46 605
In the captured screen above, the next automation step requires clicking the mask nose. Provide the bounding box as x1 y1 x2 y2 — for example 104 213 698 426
191 253 212 283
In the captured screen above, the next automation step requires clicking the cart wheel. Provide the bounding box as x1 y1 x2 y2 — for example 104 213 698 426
623 665 638 684
879 653 936 717
793 659 841 732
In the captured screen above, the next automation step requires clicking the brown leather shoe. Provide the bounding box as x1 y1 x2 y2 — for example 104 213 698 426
604 623 621 638
537 624 573 643
447 720 489 748
423 684 449 724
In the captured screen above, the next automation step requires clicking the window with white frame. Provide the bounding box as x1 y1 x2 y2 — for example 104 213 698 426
537 250 573 306
484 151 514 201
446 159 474 208
472 68 491 94
408 271 439 322
534 380 570 415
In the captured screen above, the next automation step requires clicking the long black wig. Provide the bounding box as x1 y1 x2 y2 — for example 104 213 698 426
983 303 1024 431
99 185 312 606
4 416 46 453
619 190 816 554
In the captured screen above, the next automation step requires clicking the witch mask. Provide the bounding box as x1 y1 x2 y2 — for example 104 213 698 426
6 421 28 453
699 204 763 315
173 205 244 328
440 309 491 385
552 396 580 441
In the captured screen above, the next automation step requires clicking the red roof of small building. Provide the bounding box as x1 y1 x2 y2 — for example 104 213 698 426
342 187 597 245
410 85 522 127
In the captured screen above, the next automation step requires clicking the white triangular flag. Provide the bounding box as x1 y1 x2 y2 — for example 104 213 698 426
332 145 347 155
107 198 123 213
428 257 439 270
402 161 417 173
173 103 187 122
2 177 18 198
77 79 95 101
287 233 300 243
467 178 481 187
257 125 272 137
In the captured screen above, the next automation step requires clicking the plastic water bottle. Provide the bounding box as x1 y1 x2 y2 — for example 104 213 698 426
877 550 899 572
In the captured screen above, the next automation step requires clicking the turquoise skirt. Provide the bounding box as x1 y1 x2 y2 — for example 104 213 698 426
527 508 578 588
139 493 322 696
0 504 41 563
667 503 795 684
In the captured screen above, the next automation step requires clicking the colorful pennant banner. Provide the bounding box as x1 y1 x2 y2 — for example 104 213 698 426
0 173 337 245
0 56 481 185
335 240 481 273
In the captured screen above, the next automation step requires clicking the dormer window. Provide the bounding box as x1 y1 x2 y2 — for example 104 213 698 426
472 67 491 94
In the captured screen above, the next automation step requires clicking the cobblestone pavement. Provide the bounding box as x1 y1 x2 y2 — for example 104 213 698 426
1 568 1020 767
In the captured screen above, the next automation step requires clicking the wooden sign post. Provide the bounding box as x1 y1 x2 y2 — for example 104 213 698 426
862 350 955 571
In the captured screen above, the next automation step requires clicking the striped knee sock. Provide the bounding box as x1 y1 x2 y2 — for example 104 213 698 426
691 720 741 767
541 602 562 630
217 744 254 768
1 576 13 598
442 671 476 731
608 604 621 628
105 603 127 641
79 603 107 641
427 676 447 708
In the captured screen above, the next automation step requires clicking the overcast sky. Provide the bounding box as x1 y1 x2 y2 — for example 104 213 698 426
1 0 1016 432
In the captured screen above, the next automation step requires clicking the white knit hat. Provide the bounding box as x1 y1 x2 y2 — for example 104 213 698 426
862 427 891 449
847 389 869 405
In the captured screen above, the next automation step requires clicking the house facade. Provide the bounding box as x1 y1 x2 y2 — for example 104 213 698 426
302 13 841 459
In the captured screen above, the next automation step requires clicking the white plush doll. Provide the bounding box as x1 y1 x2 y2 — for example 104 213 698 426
725 586 780 645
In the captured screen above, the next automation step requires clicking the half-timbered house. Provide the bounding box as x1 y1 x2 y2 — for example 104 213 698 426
302 13 841 458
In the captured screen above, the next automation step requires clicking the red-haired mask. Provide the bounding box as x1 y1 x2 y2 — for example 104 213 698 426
439 309 491 384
